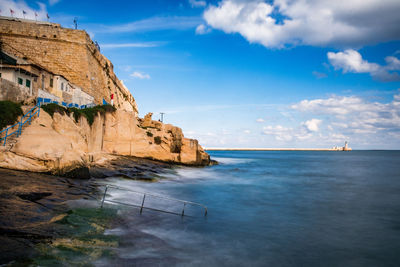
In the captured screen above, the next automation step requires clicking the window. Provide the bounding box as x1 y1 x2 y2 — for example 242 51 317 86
50 78 53 88
61 82 64 91
26 79 31 88
0 73 2 78
18 77 23 85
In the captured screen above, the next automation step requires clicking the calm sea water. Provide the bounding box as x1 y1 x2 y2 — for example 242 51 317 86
96 151 400 266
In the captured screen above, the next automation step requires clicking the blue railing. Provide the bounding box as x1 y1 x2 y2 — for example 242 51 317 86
0 101 41 146
37 97 95 109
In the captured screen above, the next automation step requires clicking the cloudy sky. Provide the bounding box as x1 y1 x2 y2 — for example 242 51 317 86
2 0 400 149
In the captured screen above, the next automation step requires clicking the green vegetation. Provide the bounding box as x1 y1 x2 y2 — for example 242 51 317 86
154 136 162 145
41 104 116 126
40 103 67 117
146 131 153 137
0 100 23 130
32 208 119 266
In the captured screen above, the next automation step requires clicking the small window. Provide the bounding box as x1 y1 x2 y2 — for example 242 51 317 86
26 79 31 88
50 78 53 88
0 73 2 78
61 83 64 91
18 77 23 85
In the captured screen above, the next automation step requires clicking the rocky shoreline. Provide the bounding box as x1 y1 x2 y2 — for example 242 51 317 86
0 107 210 178
0 155 175 265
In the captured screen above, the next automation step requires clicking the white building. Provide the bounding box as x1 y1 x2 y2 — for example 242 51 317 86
1 50 95 108
71 85 95 106
0 65 37 96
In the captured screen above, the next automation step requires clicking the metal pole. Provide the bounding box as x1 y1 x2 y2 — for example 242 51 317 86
101 186 108 208
18 117 22 136
140 194 146 214
160 112 165 123
3 128 8 146
181 202 186 217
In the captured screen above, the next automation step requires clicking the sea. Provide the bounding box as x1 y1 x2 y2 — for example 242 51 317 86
93 150 400 266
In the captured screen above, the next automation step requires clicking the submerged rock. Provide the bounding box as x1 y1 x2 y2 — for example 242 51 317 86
0 168 98 264
59 166 91 179
90 155 171 181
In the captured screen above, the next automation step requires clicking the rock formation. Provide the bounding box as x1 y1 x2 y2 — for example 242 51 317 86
0 109 210 176
0 17 137 112
0 18 211 174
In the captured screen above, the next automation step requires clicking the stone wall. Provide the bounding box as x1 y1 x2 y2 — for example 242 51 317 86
0 78 31 102
0 17 137 112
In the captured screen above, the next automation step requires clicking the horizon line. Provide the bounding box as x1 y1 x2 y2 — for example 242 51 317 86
204 148 398 151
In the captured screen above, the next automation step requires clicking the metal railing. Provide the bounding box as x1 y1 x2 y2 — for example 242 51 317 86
37 97 96 109
0 101 41 146
100 185 208 217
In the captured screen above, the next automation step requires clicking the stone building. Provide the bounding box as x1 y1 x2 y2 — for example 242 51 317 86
0 50 38 97
1 49 94 106
0 16 138 113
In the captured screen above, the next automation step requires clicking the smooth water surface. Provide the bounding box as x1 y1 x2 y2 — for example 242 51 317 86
97 151 400 266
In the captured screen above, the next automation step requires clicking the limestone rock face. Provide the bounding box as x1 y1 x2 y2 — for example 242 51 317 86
141 112 162 129
0 109 210 175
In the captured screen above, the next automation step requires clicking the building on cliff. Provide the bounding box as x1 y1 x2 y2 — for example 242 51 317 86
0 16 138 113
0 16 211 170
0 49 94 107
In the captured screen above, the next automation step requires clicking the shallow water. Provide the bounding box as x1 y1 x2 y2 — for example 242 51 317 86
97 151 400 266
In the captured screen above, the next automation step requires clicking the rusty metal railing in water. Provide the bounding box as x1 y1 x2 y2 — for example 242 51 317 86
100 185 208 217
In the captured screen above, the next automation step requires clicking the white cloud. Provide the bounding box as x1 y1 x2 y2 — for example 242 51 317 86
263 125 294 141
189 0 206 8
203 0 400 48
312 71 327 79
262 124 314 142
256 118 265 123
303 119 322 132
0 0 47 21
244 130 251 134
195 24 212 34
327 49 400 82
291 92 400 137
101 42 163 49
385 56 400 71
48 0 61 5
130 71 151 80
99 16 202 33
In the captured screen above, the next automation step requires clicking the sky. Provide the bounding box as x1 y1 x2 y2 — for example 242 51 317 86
1 0 400 149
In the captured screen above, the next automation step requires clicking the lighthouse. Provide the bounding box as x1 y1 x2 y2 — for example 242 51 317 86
343 141 351 151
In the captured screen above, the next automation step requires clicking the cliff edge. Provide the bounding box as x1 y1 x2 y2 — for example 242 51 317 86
0 108 210 175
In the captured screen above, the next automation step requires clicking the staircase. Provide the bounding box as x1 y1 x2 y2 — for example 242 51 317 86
0 102 41 151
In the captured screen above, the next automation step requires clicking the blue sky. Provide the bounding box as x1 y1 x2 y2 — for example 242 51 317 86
2 0 400 149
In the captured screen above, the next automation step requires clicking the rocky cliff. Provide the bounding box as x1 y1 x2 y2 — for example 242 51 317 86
0 109 210 175
0 17 137 112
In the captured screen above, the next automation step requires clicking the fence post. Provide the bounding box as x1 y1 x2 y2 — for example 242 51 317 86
181 202 186 217
3 128 8 146
140 194 146 214
37 102 41 117
18 117 23 137
101 186 108 208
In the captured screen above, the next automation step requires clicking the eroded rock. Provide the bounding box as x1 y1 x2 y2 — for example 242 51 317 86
1 108 210 175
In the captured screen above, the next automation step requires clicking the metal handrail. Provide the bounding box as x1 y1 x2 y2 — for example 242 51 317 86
0 101 41 146
100 184 208 217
